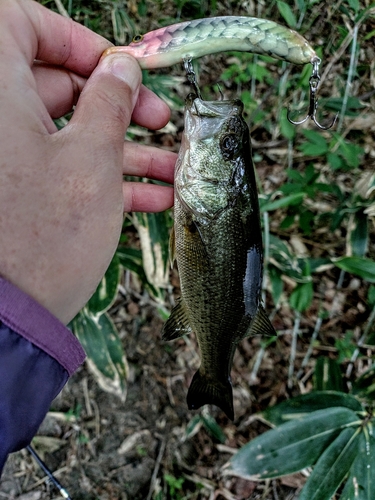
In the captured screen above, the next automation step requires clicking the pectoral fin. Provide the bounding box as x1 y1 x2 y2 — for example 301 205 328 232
247 305 277 337
162 297 192 341
183 219 209 263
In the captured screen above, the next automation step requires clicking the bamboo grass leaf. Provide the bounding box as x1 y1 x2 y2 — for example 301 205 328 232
261 193 305 212
262 391 363 426
299 426 361 500
333 256 375 283
87 253 121 315
341 427 375 500
314 357 344 392
72 310 128 401
352 364 375 400
276 1 297 29
347 209 369 258
227 407 360 480
133 211 171 293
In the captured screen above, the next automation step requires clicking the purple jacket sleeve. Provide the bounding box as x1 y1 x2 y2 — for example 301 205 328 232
0 277 86 473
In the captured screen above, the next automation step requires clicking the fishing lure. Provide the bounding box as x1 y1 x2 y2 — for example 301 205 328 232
103 16 317 67
102 16 336 130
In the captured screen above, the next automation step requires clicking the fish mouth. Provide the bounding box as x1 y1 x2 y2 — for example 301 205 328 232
185 93 244 117
184 94 245 141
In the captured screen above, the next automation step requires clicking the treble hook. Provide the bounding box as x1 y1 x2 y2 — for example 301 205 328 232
287 57 338 130
183 58 202 99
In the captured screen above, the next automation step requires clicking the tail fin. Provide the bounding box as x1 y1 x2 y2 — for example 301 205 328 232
187 370 234 420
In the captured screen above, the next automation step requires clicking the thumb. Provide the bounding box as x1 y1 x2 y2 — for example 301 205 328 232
68 53 141 142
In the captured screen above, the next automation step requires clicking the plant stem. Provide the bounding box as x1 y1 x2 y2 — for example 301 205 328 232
288 311 301 388
297 315 323 379
337 24 359 132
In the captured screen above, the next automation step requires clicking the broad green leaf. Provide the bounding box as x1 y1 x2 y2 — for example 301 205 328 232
314 356 344 392
347 210 369 258
87 253 121 314
341 427 375 500
290 281 313 312
268 235 308 283
72 310 128 401
327 151 344 170
201 409 226 444
98 313 128 392
268 266 283 306
337 141 364 169
368 285 375 306
333 256 375 283
299 130 329 157
276 0 297 28
228 407 360 480
185 415 202 439
324 96 365 117
280 108 296 140
299 427 360 500
352 364 375 400
134 211 171 292
116 246 158 296
263 391 363 426
261 193 305 212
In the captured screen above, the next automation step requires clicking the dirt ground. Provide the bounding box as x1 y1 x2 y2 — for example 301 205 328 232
0 294 325 500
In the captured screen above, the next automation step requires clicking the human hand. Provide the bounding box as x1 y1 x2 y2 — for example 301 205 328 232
0 0 176 324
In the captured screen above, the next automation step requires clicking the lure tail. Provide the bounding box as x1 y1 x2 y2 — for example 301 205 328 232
187 370 234 420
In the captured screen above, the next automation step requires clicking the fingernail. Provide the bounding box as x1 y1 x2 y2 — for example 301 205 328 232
103 54 141 91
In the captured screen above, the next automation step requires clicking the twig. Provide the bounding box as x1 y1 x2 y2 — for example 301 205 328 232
146 436 167 500
250 345 266 384
337 24 359 132
329 269 346 319
297 315 323 379
346 303 375 378
288 311 301 389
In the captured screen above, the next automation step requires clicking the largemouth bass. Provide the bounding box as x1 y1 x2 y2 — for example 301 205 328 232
162 95 276 420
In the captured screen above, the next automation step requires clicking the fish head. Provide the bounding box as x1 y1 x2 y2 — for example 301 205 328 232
175 94 252 219
184 94 249 176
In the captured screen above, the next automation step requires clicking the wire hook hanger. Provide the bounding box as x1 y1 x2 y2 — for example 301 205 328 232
287 57 338 130
183 58 202 99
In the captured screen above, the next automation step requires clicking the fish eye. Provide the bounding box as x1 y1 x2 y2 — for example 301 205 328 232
132 34 144 43
221 134 235 150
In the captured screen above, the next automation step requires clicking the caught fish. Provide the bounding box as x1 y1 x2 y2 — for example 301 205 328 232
103 16 317 67
162 94 276 420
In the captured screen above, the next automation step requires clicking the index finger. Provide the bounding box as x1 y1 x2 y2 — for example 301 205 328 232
15 0 112 75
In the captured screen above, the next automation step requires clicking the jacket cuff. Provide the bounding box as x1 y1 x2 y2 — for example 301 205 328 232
0 277 85 375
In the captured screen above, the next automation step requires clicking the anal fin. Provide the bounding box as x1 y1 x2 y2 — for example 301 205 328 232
247 305 277 338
